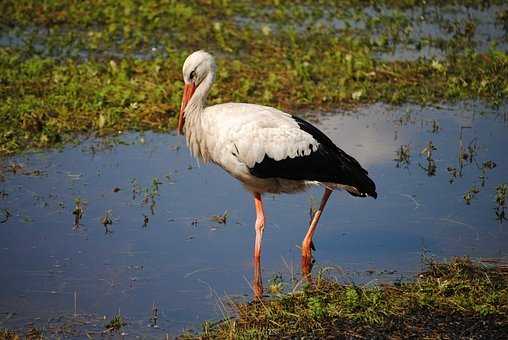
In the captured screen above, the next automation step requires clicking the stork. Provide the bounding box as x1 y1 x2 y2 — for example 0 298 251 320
178 50 377 268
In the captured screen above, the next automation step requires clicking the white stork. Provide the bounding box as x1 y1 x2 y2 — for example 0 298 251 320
178 50 377 265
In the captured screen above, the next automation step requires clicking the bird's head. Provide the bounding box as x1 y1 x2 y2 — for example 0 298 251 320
178 50 216 135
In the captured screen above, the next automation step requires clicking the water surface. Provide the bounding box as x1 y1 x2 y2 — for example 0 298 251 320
0 102 507 336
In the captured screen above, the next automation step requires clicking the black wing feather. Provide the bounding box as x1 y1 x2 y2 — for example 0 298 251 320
249 116 377 198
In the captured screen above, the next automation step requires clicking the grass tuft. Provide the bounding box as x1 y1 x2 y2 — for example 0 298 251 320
183 257 508 338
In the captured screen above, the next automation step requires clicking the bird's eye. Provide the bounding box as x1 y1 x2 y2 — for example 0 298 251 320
190 70 196 80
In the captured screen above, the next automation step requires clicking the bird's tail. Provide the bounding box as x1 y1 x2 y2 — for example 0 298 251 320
345 170 377 199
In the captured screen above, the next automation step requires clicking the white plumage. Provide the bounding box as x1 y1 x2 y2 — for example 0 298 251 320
178 50 376 269
195 103 319 193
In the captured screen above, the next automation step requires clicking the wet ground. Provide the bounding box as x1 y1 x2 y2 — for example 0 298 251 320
2 3 506 62
0 102 507 337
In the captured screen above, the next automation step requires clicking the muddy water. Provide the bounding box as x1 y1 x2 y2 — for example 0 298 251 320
0 102 507 336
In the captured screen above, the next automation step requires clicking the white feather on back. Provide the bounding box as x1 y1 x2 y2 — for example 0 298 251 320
201 103 319 169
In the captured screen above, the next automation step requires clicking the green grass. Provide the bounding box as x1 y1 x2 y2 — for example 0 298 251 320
0 0 507 155
182 257 508 339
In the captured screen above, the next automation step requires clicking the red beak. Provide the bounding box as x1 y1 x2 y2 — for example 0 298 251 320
178 83 196 135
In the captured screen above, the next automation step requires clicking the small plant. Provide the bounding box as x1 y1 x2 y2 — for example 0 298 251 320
344 286 360 310
447 166 459 183
210 210 228 224
268 274 284 295
100 209 113 233
307 296 326 319
394 144 411 168
105 313 126 332
464 186 480 205
420 141 436 160
460 138 479 164
151 177 162 195
72 198 84 229
146 177 162 215
419 141 437 176
495 184 508 222
479 160 497 187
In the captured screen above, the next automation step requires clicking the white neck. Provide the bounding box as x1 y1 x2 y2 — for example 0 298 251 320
184 70 215 162
185 71 214 117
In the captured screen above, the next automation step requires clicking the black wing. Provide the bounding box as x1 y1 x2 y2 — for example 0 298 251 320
249 116 377 198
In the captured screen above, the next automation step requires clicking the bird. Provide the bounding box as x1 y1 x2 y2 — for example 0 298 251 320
178 50 377 266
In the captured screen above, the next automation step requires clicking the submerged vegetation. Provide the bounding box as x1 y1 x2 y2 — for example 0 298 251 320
183 257 508 338
0 0 507 155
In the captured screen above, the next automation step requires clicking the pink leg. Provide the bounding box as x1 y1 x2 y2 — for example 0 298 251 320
301 252 313 281
302 188 333 260
253 255 263 299
253 192 265 260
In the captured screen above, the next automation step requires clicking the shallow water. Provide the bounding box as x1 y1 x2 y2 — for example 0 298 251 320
0 102 507 336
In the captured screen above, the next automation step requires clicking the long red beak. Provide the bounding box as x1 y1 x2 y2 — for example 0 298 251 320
178 83 196 135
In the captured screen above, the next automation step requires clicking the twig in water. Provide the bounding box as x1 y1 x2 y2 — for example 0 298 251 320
74 291 78 317
0 209 10 223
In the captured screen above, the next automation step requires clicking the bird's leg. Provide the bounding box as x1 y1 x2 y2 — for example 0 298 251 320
253 254 263 299
301 188 332 261
253 192 265 260
301 251 314 283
